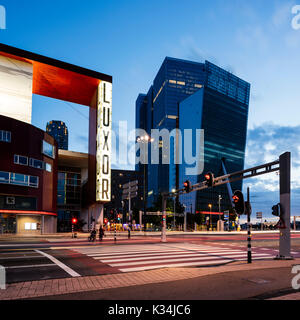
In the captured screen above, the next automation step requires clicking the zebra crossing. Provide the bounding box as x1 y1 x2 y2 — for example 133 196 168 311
73 243 276 273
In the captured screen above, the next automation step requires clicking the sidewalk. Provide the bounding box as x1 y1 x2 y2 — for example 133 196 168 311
1 258 299 300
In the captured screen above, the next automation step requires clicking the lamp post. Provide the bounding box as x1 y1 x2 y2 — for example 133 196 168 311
172 189 176 231
208 204 212 231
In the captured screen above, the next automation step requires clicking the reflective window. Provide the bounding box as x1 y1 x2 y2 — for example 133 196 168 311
0 171 38 188
42 141 55 159
0 172 9 183
14 155 28 166
29 158 44 170
45 163 52 173
0 130 11 142
29 176 39 188
11 173 29 186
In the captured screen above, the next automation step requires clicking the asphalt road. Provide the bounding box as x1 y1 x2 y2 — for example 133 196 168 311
1 233 300 285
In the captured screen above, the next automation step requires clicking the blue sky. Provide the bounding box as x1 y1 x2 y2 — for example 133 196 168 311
1 0 300 220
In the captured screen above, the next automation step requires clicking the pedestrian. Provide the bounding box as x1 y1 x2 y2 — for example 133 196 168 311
99 225 104 241
128 226 131 239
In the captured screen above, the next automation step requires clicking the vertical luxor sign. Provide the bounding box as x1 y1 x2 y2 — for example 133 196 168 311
96 81 112 202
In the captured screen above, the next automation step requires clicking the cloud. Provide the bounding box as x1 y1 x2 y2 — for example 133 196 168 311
243 123 300 217
271 1 295 28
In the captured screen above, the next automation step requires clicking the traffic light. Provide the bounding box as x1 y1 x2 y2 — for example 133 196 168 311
184 180 192 193
232 190 245 215
104 218 108 225
117 214 121 221
71 218 78 224
272 203 284 217
162 215 166 222
204 172 214 187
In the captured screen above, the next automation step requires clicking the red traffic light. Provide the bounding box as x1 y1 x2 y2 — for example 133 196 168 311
184 180 192 193
72 218 78 224
232 191 245 215
204 172 214 187
232 195 239 203
104 218 108 224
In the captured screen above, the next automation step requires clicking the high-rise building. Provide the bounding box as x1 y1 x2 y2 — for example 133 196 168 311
46 121 69 150
136 57 250 209
179 64 250 215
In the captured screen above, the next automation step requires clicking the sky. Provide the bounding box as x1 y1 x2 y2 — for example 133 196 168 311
1 0 300 220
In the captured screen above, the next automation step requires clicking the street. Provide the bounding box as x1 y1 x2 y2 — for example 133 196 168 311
1 232 300 286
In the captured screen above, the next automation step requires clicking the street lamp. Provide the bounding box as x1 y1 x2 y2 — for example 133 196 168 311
172 189 176 231
218 195 222 221
208 204 212 231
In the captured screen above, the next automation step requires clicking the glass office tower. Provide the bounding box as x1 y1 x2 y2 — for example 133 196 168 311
136 58 250 209
179 62 250 216
46 121 69 150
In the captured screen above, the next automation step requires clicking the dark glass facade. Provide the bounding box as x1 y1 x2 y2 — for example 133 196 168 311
57 167 81 232
136 57 250 210
179 69 250 216
46 120 69 150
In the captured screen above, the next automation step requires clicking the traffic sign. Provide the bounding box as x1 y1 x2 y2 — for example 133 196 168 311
123 180 138 190
256 212 263 219
122 192 138 200
123 185 138 194
224 210 229 220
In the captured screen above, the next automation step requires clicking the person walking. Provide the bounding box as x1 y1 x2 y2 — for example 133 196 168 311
99 225 105 241
128 225 131 240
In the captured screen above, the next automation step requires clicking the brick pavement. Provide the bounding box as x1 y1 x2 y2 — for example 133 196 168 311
0 258 299 300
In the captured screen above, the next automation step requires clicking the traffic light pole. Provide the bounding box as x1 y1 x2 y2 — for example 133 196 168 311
276 152 293 260
247 187 252 264
161 195 167 243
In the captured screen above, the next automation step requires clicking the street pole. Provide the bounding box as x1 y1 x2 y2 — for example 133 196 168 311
161 195 167 243
218 195 221 221
277 152 293 260
114 210 117 243
144 162 146 233
173 197 176 231
247 187 252 264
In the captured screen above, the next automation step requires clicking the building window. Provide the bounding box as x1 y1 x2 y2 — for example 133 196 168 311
0 130 11 143
29 158 44 170
29 176 39 188
45 163 52 173
0 171 39 188
14 155 28 166
0 171 9 184
42 140 55 159
25 223 37 231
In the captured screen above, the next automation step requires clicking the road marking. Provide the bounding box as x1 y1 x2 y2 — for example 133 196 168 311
119 259 234 272
35 250 80 277
5 264 56 269
96 251 248 262
107 253 271 267
0 255 42 260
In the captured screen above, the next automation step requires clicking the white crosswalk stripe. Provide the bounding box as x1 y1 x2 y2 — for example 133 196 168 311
73 243 275 273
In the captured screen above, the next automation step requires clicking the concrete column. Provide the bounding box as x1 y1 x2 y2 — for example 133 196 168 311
277 152 293 260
